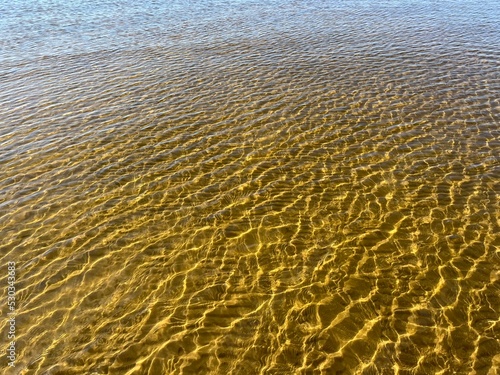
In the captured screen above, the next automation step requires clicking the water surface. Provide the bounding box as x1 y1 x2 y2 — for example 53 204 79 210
1 1 499 374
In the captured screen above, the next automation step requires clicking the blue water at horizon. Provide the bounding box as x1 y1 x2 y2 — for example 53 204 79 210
1 0 498 66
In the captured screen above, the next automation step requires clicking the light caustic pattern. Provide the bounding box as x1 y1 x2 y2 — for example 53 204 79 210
0 1 499 374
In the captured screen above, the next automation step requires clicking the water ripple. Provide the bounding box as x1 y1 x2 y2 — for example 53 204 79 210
1 0 499 374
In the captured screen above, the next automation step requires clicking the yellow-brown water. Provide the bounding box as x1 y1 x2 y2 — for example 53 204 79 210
1 1 499 374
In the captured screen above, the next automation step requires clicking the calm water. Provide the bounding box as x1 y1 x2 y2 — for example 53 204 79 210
1 1 499 374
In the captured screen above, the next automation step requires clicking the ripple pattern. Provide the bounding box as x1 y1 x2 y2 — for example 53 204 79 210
1 0 499 374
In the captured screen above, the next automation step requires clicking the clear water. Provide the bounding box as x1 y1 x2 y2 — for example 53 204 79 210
1 1 499 374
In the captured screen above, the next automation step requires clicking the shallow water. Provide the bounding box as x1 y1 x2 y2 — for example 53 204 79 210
1 1 499 374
